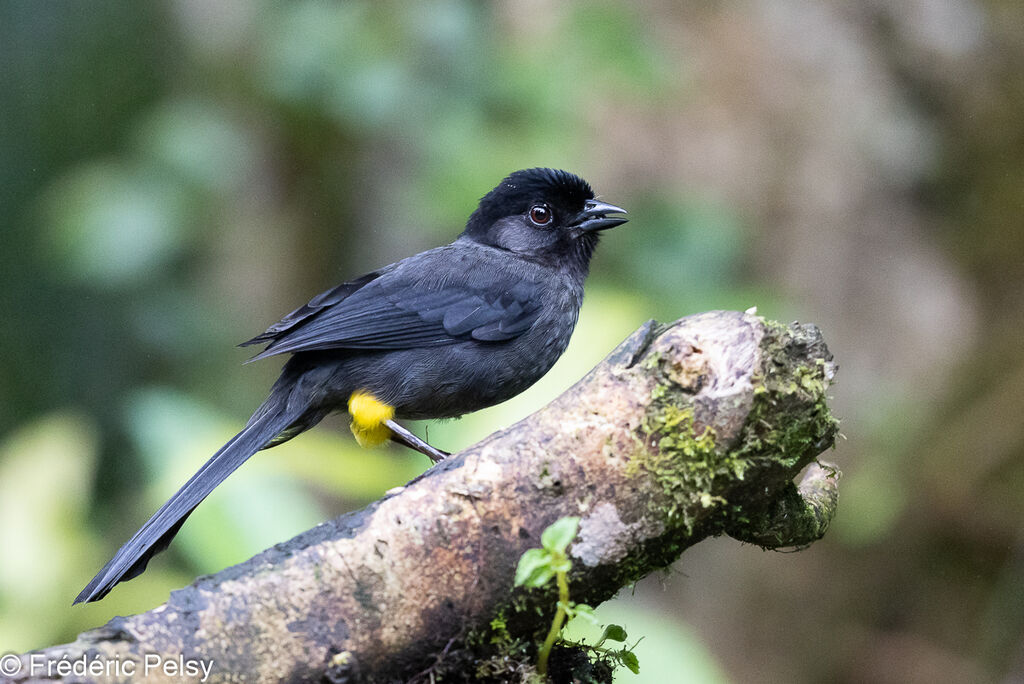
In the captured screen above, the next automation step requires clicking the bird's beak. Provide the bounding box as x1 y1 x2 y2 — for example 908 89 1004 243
572 199 628 232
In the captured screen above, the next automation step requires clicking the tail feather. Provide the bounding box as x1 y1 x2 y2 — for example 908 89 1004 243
74 400 306 604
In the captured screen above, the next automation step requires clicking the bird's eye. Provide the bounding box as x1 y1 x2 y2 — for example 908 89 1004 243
529 203 552 226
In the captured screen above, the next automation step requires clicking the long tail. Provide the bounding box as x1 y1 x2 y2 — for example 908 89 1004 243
74 394 310 604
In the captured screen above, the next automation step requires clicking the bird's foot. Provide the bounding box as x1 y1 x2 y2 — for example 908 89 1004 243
385 419 449 463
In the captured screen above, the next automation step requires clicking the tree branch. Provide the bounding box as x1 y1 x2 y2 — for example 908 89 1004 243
10 311 840 683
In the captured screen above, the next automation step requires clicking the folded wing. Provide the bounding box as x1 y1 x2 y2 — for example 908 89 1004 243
242 255 543 360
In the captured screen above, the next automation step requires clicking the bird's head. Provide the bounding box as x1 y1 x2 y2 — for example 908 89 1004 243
462 168 627 271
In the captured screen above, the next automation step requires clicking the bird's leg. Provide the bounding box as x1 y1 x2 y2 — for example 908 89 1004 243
385 419 449 463
348 390 449 462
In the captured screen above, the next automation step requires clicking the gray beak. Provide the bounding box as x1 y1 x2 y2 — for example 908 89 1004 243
573 199 629 232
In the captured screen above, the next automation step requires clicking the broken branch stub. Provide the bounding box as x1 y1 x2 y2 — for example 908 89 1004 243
15 311 839 683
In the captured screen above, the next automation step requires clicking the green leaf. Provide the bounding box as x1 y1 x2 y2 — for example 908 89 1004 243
551 555 572 574
541 516 580 554
620 649 640 674
600 624 628 643
571 603 600 625
514 548 555 588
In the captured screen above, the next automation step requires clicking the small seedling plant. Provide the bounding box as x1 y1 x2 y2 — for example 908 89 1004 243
514 517 640 678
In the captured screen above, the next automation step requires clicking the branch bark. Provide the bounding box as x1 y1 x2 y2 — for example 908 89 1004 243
9 311 841 683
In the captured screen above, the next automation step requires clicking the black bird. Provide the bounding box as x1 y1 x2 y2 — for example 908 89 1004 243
75 168 627 604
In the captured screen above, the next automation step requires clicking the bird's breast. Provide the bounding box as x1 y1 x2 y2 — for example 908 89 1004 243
385 274 584 420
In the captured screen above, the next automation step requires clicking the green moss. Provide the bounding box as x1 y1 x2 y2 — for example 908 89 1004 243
734 322 838 473
719 320 839 543
441 604 534 683
725 479 835 548
628 404 731 534
488 616 510 644
628 318 838 543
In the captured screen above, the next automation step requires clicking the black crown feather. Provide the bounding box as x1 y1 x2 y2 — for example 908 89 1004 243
468 168 594 229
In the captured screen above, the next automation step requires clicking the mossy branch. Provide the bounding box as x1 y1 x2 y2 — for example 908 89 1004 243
11 311 840 683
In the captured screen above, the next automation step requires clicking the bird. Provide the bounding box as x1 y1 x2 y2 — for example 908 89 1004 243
74 167 627 604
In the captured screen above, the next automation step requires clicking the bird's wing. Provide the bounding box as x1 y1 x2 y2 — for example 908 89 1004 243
245 253 544 360
239 271 382 347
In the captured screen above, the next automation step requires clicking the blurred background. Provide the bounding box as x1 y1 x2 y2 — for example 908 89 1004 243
1 1 1022 682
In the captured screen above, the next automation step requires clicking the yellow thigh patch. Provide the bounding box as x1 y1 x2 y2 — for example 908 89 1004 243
347 391 395 448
